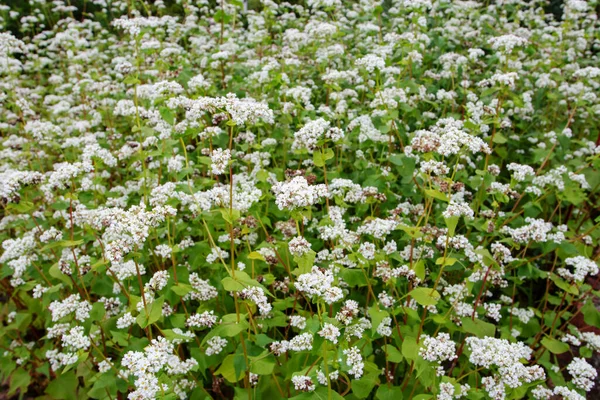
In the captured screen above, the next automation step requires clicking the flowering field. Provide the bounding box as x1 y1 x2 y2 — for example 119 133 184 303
1 0 600 399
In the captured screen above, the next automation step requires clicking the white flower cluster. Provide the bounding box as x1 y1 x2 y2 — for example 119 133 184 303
443 200 474 220
210 148 231 175
121 337 197 400
566 357 597 392
355 54 385 72
466 337 545 391
270 332 314 355
318 323 341 343
557 256 599 283
239 286 272 316
343 346 364 379
291 375 315 392
295 266 344 304
271 177 328 210
410 118 491 156
187 311 217 329
292 118 333 152
288 236 312 257
419 332 457 364
205 336 228 356
48 294 91 322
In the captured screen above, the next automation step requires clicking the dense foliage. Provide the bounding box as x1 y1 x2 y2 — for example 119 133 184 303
1 0 600 399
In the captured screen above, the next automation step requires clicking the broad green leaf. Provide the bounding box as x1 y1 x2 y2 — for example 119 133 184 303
219 208 240 224
461 317 496 338
215 354 245 382
383 345 403 363
369 305 389 336
46 371 78 400
352 375 378 398
445 216 459 237
293 250 316 276
171 284 193 297
376 385 404 400
582 301 600 328
424 189 449 202
289 387 344 400
248 251 265 261
313 150 325 167
541 337 570 354
249 353 276 375
8 368 30 397
408 287 440 306
402 336 419 360
549 273 579 295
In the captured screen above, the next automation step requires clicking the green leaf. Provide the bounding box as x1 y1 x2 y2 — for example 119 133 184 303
123 75 140 85
137 297 164 328
90 301 106 322
221 270 265 293
549 273 579 295
293 250 316 275
369 305 388 336
289 387 344 400
435 257 458 267
389 154 404 166
376 385 403 400
219 208 240 224
383 345 403 363
352 375 378 398
492 133 507 144
221 277 245 292
248 251 265 261
408 287 440 306
541 337 570 354
6 201 34 213
211 314 250 337
412 260 425 281
402 336 419 360
46 371 78 400
8 368 30 397
215 354 245 382
582 301 600 328
424 189 449 202
171 284 192 297
49 264 73 288
461 317 496 338
313 150 325 167
340 268 368 287
249 353 276 375
444 216 459 237
160 107 175 125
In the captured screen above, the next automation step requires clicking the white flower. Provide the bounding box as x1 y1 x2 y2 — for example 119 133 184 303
117 312 136 329
291 375 315 392
376 317 392 337
272 177 328 210
289 315 307 330
210 148 231 175
296 266 344 304
239 286 272 316
355 54 385 72
206 336 228 356
187 311 217 329
567 357 597 392
557 256 598 283
419 332 457 364
288 236 312 257
344 346 364 379
318 323 341 343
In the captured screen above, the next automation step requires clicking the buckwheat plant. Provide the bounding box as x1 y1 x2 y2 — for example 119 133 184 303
1 0 599 399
